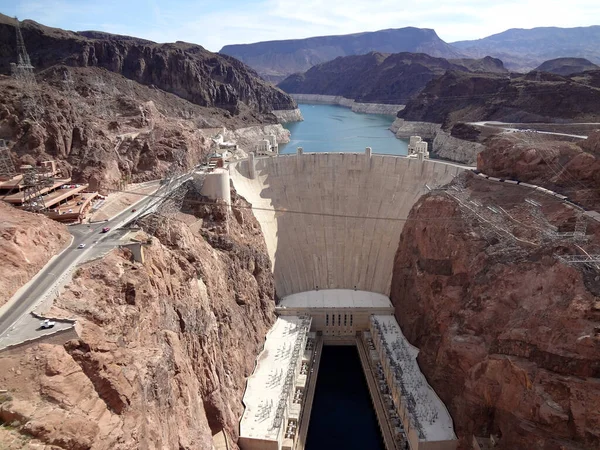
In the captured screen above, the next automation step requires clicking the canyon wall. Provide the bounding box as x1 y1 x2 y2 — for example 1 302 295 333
0 188 276 449
290 94 405 115
390 177 600 450
230 153 464 298
0 15 296 117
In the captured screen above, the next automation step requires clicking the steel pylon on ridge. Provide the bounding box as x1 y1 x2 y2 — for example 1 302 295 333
11 17 35 84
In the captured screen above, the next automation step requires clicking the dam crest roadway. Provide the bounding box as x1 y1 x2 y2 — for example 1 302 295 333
232 150 464 450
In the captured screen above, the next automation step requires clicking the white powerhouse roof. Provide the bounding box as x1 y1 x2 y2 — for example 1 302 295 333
279 289 393 309
240 316 311 442
372 315 457 442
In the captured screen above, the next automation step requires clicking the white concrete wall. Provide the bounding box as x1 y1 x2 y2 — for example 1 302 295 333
230 153 464 297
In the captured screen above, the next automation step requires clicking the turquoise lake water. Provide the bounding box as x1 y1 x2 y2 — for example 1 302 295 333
280 103 408 155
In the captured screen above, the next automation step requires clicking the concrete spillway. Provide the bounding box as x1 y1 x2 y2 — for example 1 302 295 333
230 153 465 297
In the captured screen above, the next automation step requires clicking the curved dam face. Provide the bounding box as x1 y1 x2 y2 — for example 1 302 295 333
230 153 465 297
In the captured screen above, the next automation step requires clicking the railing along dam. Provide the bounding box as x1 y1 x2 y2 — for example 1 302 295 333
229 153 466 297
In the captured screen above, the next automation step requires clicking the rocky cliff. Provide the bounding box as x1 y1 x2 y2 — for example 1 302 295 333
220 28 464 83
0 14 299 191
390 175 600 450
0 15 296 116
398 69 600 126
0 186 276 449
0 201 70 308
278 52 503 104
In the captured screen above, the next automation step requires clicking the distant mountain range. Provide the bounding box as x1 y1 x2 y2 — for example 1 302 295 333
220 26 600 80
278 52 506 104
220 28 462 83
452 26 600 71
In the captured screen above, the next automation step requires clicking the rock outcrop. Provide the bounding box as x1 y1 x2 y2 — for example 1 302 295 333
0 187 276 449
271 108 304 123
390 176 600 450
0 201 70 308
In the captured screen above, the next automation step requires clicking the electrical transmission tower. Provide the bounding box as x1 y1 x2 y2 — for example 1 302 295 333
10 18 35 85
21 165 54 211
10 17 44 123
0 140 16 179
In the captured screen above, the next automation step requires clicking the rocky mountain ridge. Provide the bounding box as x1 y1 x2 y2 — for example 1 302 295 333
0 14 296 116
220 27 464 83
452 26 600 72
278 52 506 104
397 69 600 126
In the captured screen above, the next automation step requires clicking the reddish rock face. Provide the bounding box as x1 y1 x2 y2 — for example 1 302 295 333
390 187 600 450
0 191 275 449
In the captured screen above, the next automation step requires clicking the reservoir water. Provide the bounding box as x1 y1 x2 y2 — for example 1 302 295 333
305 346 385 450
281 103 408 155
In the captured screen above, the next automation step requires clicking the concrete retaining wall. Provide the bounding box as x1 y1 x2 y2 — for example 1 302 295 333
0 326 78 354
230 153 464 297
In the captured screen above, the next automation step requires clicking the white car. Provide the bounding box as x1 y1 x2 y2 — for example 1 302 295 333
77 243 86 249
40 319 56 329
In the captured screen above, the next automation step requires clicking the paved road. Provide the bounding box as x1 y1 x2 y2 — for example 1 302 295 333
468 121 590 139
0 173 192 339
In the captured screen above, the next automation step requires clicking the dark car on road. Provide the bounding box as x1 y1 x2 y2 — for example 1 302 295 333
101 227 110 233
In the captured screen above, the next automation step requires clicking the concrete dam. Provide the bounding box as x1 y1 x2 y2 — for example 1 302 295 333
224 151 465 450
229 152 465 297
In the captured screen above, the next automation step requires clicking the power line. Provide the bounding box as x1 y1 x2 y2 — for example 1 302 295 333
106 182 582 225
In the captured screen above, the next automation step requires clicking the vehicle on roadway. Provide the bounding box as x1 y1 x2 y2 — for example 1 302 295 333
77 243 86 249
101 227 111 233
132 208 137 212
40 319 56 329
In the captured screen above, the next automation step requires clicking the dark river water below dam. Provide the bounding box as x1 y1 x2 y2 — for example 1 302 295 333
281 103 409 155
305 345 385 450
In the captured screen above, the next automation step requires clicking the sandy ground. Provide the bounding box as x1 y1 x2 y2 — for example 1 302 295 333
89 181 161 222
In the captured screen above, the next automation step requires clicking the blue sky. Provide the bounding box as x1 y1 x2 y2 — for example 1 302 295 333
1 0 599 52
